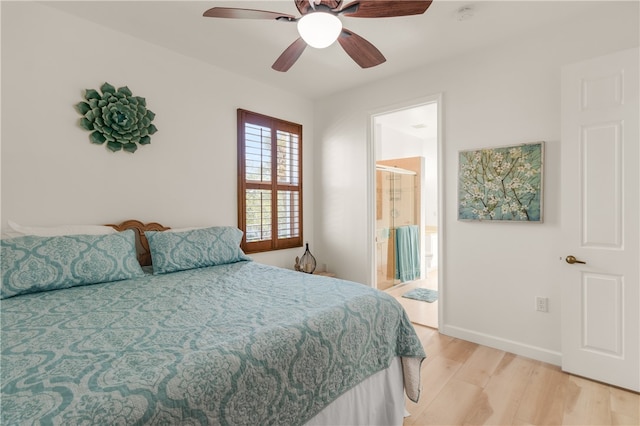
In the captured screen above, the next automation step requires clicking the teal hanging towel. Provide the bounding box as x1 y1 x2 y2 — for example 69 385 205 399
395 225 420 282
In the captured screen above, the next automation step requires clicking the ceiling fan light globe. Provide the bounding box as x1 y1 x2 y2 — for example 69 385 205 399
297 12 342 49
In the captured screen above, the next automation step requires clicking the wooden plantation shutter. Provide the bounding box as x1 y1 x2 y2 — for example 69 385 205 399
238 109 302 253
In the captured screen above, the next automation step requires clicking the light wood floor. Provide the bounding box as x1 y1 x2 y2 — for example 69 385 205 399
386 269 439 329
404 324 640 425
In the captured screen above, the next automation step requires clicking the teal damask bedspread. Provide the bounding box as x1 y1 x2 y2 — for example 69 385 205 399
1 261 425 425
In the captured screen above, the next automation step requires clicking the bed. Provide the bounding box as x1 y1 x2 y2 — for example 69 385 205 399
1 220 425 425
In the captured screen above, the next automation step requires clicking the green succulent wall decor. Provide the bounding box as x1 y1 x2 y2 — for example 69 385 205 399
75 82 157 153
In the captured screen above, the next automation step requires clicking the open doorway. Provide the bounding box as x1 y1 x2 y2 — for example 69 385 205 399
371 99 440 329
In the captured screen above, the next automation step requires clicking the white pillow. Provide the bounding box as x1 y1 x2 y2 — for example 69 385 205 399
7 220 117 237
165 227 200 233
0 231 22 240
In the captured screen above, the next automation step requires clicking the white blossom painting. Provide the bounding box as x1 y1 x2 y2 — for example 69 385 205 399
458 142 544 222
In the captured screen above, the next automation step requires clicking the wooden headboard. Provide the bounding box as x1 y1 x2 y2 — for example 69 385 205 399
106 220 170 266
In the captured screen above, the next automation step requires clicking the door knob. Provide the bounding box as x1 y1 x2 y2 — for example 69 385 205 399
566 255 586 265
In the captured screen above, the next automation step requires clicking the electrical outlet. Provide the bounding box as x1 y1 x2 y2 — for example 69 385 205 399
535 296 549 312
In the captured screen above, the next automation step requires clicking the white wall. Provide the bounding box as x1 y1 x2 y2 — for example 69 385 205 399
0 1 314 268
377 125 423 159
314 2 639 363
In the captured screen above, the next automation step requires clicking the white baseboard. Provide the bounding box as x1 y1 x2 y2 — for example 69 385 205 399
439 324 562 366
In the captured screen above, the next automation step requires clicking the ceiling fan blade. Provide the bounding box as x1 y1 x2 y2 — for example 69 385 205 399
294 0 311 15
338 28 385 68
203 7 296 21
339 0 432 18
272 38 308 72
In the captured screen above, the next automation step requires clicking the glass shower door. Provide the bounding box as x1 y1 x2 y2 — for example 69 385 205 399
376 164 417 290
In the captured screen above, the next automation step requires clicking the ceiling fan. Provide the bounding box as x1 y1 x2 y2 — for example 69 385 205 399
203 0 433 72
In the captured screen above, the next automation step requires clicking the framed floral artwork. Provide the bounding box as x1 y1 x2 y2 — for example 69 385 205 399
458 142 544 222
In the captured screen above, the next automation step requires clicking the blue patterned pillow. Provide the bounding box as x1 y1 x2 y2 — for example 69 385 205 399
1 230 144 299
146 226 251 274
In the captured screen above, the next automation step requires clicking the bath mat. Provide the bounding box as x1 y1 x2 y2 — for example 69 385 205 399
402 288 438 303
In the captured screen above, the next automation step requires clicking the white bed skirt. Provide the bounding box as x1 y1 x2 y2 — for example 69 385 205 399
305 357 405 426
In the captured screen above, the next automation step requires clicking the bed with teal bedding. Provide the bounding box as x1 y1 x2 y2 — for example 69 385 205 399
1 223 425 425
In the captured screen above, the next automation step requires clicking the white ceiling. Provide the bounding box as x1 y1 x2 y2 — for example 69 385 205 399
375 103 438 139
44 0 614 100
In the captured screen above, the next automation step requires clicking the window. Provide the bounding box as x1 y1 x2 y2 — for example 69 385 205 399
237 109 302 253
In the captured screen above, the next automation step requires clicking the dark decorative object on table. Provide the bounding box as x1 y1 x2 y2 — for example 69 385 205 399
298 243 316 274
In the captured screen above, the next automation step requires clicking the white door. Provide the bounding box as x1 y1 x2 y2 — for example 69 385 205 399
560 47 639 392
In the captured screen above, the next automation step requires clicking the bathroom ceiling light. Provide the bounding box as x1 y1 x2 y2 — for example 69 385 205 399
297 12 342 49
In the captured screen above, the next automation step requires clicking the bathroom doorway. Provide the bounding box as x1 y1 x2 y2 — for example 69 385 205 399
371 99 440 329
